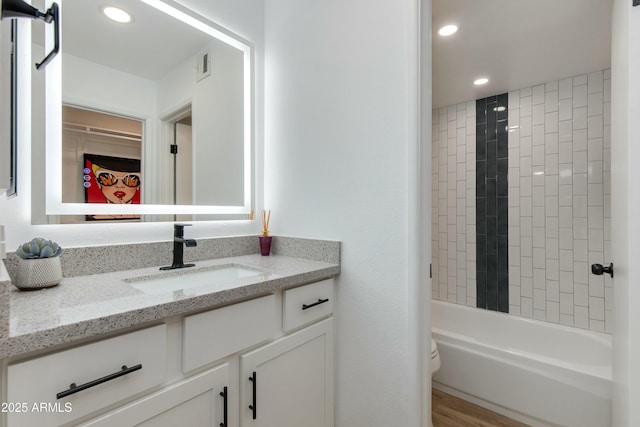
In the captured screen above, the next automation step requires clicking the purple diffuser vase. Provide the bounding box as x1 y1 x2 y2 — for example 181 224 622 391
259 236 272 256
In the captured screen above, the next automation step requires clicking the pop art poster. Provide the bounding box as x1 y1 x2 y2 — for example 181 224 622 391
83 154 141 221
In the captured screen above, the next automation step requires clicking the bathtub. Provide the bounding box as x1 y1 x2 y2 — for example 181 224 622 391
431 300 612 427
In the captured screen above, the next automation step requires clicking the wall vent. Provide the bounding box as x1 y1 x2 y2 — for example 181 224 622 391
196 50 211 81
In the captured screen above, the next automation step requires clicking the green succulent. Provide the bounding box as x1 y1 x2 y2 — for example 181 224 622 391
16 238 62 259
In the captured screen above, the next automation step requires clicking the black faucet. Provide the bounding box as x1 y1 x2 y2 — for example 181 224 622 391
160 224 197 270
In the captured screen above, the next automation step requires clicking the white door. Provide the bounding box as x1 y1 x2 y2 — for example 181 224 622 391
611 1 640 425
240 319 333 427
175 122 193 221
175 123 193 204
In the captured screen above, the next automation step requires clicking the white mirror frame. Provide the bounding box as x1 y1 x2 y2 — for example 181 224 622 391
45 0 253 216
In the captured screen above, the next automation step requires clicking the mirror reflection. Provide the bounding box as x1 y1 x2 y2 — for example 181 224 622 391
42 0 252 220
62 106 142 217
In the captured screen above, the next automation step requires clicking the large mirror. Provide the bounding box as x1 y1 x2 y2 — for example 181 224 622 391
0 19 17 199
41 0 253 220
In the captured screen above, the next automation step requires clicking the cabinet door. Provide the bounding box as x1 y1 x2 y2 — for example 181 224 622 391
240 319 333 427
81 363 229 427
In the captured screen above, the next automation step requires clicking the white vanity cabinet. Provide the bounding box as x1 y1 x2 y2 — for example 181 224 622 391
240 279 334 427
240 319 333 427
2 278 335 427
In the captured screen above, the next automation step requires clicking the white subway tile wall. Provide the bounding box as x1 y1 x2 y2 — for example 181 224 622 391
432 101 477 307
431 69 611 333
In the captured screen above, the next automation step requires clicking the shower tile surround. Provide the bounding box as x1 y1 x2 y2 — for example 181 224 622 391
432 70 612 333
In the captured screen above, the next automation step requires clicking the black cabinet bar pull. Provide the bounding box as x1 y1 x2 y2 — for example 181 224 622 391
302 298 329 310
56 364 142 399
248 371 257 419
219 386 228 427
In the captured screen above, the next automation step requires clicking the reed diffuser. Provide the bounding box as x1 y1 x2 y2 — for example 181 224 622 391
259 210 272 255
261 209 271 236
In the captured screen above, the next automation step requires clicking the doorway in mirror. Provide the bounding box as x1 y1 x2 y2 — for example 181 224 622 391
61 105 143 223
173 112 194 222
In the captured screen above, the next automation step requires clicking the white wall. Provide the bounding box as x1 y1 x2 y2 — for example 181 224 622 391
190 44 244 206
264 0 422 425
0 0 264 249
62 53 157 118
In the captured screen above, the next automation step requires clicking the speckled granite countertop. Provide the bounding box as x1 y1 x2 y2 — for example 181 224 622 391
0 262 10 341
0 236 340 360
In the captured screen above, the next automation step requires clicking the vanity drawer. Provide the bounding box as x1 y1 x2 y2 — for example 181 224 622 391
183 294 278 372
6 324 167 427
283 279 334 332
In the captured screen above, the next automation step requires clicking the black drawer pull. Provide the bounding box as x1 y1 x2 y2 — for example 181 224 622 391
219 386 228 427
248 371 257 419
56 364 142 399
302 298 329 310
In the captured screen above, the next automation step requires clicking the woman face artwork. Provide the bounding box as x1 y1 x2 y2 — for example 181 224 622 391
92 165 141 204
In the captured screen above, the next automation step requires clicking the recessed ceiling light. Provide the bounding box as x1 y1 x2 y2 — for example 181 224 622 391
438 24 458 37
103 6 132 23
474 78 489 86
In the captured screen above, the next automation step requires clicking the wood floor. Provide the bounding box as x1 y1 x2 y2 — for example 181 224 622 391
432 388 530 427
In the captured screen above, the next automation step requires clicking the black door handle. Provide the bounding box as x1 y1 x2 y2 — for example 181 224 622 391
591 263 614 278
248 371 257 419
219 386 228 427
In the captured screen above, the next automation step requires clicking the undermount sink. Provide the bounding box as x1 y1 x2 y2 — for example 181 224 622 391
125 264 267 295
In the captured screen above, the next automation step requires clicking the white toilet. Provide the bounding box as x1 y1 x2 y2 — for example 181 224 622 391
430 338 441 376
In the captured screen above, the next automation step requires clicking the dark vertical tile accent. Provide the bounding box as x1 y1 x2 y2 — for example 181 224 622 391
476 234 487 270
476 161 486 197
497 274 509 313
497 121 509 158
476 99 487 124
486 179 496 216
476 124 486 160
487 115 497 141
497 197 509 232
486 258 498 311
477 274 487 310
497 93 508 121
497 236 509 275
476 93 509 313
487 215 498 247
476 197 486 235
487 140 497 177
497 159 508 197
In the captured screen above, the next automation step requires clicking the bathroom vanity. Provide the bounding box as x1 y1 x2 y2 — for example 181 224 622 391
0 236 339 427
